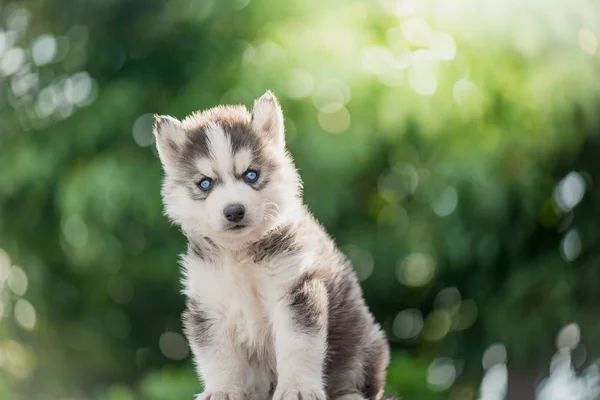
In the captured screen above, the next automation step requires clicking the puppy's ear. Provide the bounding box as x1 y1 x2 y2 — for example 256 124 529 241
251 91 285 148
153 115 185 173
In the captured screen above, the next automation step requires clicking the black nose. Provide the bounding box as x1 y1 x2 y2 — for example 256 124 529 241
223 204 245 223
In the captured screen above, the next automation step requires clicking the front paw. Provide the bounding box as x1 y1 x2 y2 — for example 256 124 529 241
273 387 326 400
195 391 243 400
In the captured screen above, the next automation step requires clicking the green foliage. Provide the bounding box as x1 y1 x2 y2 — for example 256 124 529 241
1 0 600 398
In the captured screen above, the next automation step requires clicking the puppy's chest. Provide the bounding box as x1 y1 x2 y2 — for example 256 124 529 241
186 258 284 354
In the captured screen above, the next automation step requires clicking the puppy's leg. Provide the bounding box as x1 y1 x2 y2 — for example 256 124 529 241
272 274 328 400
183 300 250 400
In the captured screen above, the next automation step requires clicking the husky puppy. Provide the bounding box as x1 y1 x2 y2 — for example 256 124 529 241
153 91 390 400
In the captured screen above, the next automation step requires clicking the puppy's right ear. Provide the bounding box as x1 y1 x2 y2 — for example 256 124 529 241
153 115 185 173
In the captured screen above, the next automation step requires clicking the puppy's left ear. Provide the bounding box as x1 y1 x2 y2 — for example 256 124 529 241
251 91 285 148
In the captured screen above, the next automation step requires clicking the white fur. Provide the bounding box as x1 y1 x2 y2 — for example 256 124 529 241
155 115 186 146
234 148 252 175
161 126 294 250
183 245 320 399
205 123 232 175
252 91 285 148
195 158 214 177
271 279 327 400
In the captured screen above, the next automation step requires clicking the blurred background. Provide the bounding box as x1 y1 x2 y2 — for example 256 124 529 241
1 0 600 398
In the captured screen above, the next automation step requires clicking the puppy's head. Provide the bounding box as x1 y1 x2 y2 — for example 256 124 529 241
154 91 301 248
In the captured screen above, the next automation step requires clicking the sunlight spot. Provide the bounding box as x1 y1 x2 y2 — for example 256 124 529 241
397 253 436 287
428 358 457 391
8 266 28 296
32 35 57 66
561 229 582 262
342 245 374 282
159 332 189 361
401 17 432 47
283 69 314 99
233 0 251 10
479 363 508 399
54 36 71 63
252 42 285 65
453 79 479 106
0 48 25 76
579 28 597 55
408 66 437 95
393 309 423 339
5 340 27 377
11 71 39 97
377 204 410 233
132 114 155 147
452 299 478 331
312 79 351 110
7 8 30 32
549 349 572 374
318 106 350 134
0 32 7 57
0 248 11 284
431 186 458 216
394 163 419 193
553 171 585 212
482 343 507 370
14 299 36 330
434 287 461 309
429 32 456 61
379 164 419 202
64 72 93 105
362 46 395 75
62 215 89 249
36 86 59 118
394 0 418 17
422 310 451 341
556 323 581 351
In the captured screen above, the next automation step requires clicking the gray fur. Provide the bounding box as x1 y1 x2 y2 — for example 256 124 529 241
187 237 216 261
289 271 328 333
250 225 299 263
276 212 390 399
182 298 214 348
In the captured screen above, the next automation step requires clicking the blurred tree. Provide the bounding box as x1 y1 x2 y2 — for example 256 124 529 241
0 0 599 399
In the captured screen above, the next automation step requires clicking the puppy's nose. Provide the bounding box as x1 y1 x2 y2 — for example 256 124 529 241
223 204 246 223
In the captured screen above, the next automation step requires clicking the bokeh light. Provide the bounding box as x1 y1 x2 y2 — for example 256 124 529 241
396 253 436 288
427 357 457 392
14 299 36 330
393 308 423 340
7 266 27 296
159 332 190 361
31 35 57 66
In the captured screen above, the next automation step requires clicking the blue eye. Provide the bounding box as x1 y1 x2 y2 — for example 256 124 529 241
198 178 213 191
244 170 259 183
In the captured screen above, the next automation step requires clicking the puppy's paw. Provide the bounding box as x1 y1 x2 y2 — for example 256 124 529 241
195 391 243 400
273 387 326 400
